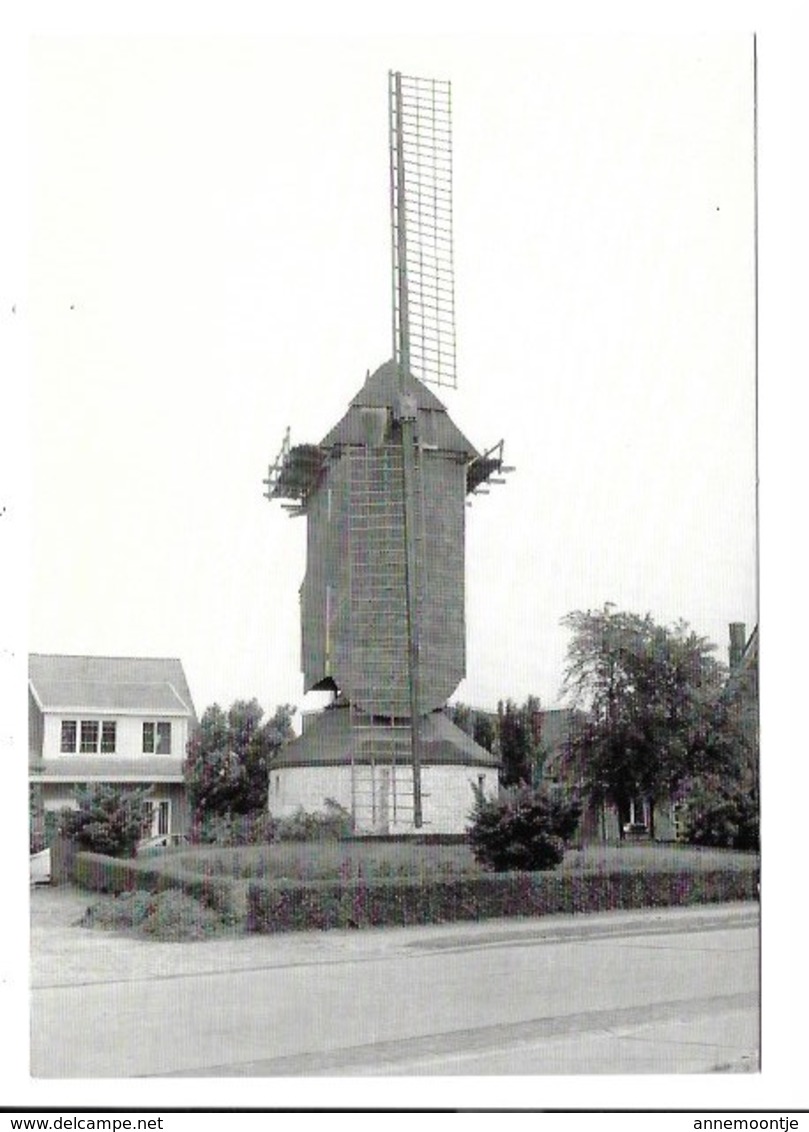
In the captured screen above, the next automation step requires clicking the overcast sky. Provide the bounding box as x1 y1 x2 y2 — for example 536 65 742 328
25 35 757 722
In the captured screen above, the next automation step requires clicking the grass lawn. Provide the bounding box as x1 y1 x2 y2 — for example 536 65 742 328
167 840 758 883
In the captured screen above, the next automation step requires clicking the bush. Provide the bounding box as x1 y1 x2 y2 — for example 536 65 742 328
467 786 582 872
59 785 151 858
189 810 278 847
72 851 247 923
275 799 353 842
685 780 759 851
81 888 234 940
187 800 353 846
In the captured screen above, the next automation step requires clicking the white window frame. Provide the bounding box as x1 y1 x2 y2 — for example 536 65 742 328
60 720 78 753
70 719 117 755
143 720 172 754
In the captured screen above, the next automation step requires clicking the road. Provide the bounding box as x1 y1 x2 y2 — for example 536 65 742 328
31 899 758 1077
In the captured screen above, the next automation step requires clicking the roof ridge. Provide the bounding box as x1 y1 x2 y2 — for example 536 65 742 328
33 677 179 685
30 653 184 662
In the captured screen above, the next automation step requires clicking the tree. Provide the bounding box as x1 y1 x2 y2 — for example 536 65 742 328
560 605 726 838
447 698 544 782
472 712 497 754
185 699 295 819
60 784 151 858
497 696 546 787
445 702 497 753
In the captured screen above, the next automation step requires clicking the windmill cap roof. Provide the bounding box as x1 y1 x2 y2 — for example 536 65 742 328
320 360 478 458
349 360 449 412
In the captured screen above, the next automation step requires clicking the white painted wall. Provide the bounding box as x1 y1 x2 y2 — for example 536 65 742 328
270 766 352 817
422 765 499 835
271 764 499 835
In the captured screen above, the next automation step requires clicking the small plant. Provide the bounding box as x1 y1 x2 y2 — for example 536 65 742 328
467 784 581 872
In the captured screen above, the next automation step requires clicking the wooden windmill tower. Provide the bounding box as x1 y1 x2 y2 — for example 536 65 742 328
264 73 509 834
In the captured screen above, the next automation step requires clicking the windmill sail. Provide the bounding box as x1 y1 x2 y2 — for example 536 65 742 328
389 72 456 389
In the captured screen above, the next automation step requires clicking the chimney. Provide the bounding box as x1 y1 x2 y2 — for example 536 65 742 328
729 623 746 670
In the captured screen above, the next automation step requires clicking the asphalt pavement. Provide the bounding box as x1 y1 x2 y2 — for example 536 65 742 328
30 892 759 1077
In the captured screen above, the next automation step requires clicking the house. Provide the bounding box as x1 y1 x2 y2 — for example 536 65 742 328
28 654 197 843
543 623 760 843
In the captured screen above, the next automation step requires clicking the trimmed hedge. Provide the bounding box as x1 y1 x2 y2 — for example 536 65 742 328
73 852 247 922
73 851 759 937
246 866 759 934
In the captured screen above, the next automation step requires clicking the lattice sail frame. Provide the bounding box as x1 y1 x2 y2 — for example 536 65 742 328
389 72 457 389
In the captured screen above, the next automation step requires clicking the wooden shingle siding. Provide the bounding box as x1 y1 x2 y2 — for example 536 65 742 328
300 443 466 715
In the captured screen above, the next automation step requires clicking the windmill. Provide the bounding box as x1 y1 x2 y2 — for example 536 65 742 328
263 72 510 834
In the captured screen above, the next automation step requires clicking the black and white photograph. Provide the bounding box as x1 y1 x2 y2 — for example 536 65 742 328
3 1 807 1117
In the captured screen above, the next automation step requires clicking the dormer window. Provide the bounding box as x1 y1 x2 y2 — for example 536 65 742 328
143 721 172 754
80 721 99 753
74 720 116 754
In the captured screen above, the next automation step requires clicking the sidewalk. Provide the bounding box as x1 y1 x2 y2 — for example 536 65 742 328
30 884 759 989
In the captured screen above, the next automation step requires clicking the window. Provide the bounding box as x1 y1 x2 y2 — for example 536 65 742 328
70 720 116 754
80 721 99 753
143 721 172 754
60 721 77 753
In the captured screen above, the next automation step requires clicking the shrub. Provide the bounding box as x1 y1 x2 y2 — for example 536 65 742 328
187 800 353 846
72 851 247 923
189 810 278 847
685 780 759 851
59 785 151 858
275 799 353 842
467 785 582 872
81 888 234 940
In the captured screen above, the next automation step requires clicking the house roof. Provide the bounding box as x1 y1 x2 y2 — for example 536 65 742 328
29 756 185 782
273 703 501 769
29 655 196 720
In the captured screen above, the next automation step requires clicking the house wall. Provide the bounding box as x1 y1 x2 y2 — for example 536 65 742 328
577 799 681 844
42 714 189 760
38 781 188 836
29 690 44 759
271 764 497 835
